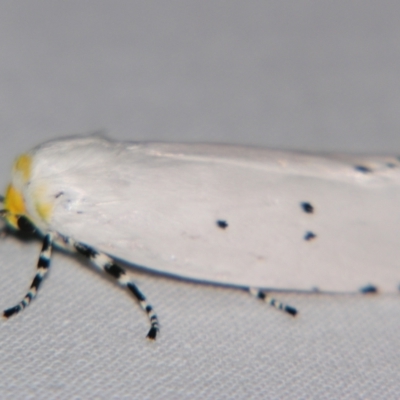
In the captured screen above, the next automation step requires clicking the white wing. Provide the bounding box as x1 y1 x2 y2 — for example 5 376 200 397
23 136 400 293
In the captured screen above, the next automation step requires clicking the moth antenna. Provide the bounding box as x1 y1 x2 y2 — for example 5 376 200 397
3 233 53 318
67 238 159 340
249 288 298 316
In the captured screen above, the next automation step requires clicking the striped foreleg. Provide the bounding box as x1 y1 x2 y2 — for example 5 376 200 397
3 233 53 318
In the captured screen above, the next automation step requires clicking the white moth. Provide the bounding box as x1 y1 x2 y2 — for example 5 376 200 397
2 135 400 339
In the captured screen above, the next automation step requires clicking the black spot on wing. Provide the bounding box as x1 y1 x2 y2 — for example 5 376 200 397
55 191 64 198
300 202 314 214
304 231 317 241
216 220 228 229
386 162 397 169
360 284 378 294
354 165 372 174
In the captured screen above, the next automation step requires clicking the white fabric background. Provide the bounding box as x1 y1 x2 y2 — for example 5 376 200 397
0 2 399 399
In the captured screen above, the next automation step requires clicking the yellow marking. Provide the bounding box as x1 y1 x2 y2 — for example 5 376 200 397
4 185 26 229
35 201 53 222
33 185 54 222
14 154 32 183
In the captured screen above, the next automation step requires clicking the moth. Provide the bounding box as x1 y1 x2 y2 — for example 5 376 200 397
2 135 400 339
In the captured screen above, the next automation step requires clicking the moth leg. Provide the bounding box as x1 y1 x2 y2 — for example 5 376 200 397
3 233 53 318
69 240 159 340
249 288 297 316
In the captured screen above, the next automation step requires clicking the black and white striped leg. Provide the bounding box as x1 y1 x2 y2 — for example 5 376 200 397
71 240 159 340
249 288 298 316
3 233 53 318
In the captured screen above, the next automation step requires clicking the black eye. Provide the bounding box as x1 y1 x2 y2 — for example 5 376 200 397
17 216 36 234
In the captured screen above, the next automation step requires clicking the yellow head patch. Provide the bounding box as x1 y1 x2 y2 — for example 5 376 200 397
4 184 26 229
3 151 54 229
2 153 32 229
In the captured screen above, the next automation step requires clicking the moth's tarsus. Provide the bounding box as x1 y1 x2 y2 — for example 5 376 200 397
147 326 159 340
3 233 53 319
249 288 298 317
284 305 298 316
3 305 21 318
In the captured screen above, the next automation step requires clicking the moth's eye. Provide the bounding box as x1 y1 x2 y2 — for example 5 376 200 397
16 215 36 234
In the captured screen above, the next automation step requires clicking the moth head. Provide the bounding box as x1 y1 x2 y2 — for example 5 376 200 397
1 153 37 233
